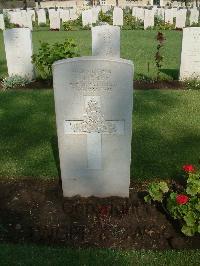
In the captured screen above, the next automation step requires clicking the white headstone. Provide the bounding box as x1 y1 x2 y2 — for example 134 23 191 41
53 57 133 197
92 7 100 23
157 8 165 19
27 10 35 22
60 9 70 22
9 11 22 26
37 9 46 25
0 14 5 30
113 7 123 26
101 6 111 13
69 8 78 20
180 27 200 80
144 9 154 29
21 11 33 30
92 25 120 57
3 28 35 80
165 9 174 24
136 8 144 21
49 10 60 30
175 9 187 29
82 9 93 26
190 8 199 25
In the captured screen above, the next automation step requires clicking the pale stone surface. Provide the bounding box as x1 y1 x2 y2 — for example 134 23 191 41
175 9 187 28
3 28 35 80
92 6 100 23
0 14 5 30
180 27 200 80
69 8 78 20
157 8 165 19
21 11 33 30
49 10 60 29
82 9 93 26
164 9 174 24
53 57 133 197
92 25 120 57
172 7 178 17
27 10 35 22
136 7 144 21
113 7 123 26
190 8 199 25
60 9 70 22
37 9 46 25
9 11 22 26
101 6 111 13
144 9 154 29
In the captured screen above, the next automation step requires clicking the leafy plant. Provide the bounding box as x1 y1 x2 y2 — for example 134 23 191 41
1 75 31 90
145 164 200 236
185 78 200 90
38 22 46 27
154 16 175 30
155 32 166 80
63 21 73 31
98 10 112 24
32 39 79 80
123 14 143 30
81 24 91 30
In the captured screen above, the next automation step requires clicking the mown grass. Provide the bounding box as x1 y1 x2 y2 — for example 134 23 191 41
0 243 199 266
0 89 200 181
0 29 182 80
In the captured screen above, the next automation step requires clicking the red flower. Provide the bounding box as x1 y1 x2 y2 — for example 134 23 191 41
176 194 189 205
182 165 195 173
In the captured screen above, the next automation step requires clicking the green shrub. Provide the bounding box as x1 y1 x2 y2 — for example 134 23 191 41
155 16 175 30
185 78 200 90
98 10 112 24
39 22 46 27
32 39 79 80
123 15 143 30
63 21 73 31
81 24 91 30
1 75 31 90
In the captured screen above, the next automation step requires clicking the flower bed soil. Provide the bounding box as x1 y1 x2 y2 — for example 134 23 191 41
0 179 199 250
0 80 186 91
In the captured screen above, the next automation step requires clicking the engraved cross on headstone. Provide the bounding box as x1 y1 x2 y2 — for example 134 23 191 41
64 96 124 170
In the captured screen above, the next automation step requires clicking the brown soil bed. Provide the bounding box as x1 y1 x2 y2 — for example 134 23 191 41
0 179 199 250
0 80 186 91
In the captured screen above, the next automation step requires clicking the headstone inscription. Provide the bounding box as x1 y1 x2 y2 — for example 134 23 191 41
53 57 133 197
3 28 35 80
113 7 123 26
92 25 120 57
180 27 200 80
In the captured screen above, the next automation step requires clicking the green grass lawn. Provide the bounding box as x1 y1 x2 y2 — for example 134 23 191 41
0 89 200 181
0 243 199 266
0 29 182 80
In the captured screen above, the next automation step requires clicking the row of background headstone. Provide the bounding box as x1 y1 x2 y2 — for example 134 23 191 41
2 24 200 82
1 6 200 30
